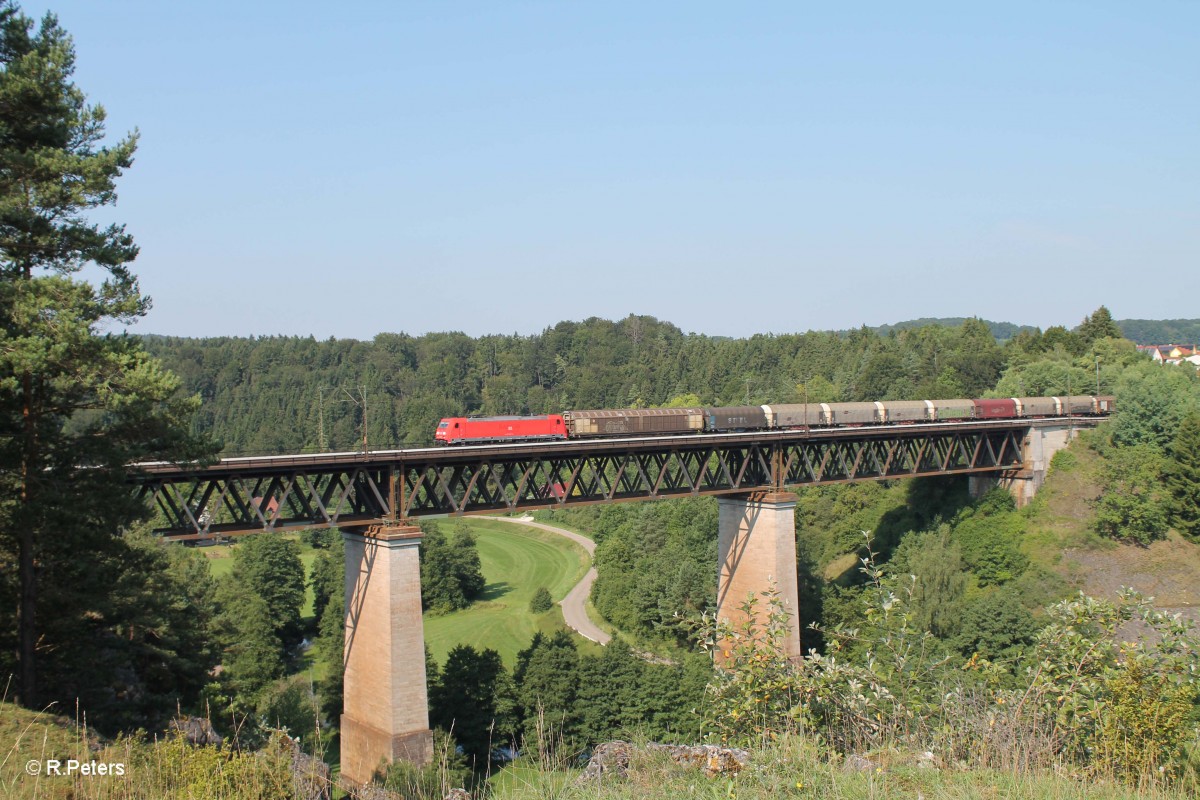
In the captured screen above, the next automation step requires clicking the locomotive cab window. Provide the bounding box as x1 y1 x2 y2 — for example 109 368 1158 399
438 422 448 428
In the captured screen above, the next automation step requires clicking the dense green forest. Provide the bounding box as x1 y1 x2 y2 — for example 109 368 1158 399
849 317 1040 340
140 307 1136 455
852 315 1200 346
1116 318 1200 345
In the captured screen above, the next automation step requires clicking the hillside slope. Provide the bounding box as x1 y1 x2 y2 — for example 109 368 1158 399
1023 435 1200 626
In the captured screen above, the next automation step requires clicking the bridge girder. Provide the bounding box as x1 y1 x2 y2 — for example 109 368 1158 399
135 423 1034 540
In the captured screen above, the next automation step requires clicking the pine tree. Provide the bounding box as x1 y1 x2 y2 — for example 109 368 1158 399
528 586 553 613
513 631 581 753
314 578 345 727
232 532 306 648
428 645 515 765
1166 413 1200 540
214 579 285 703
309 535 344 625
0 1 210 709
1077 305 1123 346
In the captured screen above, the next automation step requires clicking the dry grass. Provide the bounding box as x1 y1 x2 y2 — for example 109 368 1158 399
1020 435 1200 619
0 700 322 800
489 735 1197 800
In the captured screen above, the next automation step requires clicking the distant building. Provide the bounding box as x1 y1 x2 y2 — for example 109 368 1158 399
1138 344 1200 368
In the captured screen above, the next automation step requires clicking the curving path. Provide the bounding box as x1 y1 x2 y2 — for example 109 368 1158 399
491 515 612 645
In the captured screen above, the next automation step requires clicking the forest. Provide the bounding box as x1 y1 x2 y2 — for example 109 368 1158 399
140 308 1133 455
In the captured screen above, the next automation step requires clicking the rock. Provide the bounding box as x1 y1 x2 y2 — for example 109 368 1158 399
287 738 332 800
444 790 471 800
841 749 941 774
576 741 750 784
842 753 874 773
347 784 401 800
576 740 635 783
168 716 222 747
646 743 750 777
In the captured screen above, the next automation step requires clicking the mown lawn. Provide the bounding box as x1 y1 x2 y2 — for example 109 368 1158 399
423 517 591 667
194 519 595 672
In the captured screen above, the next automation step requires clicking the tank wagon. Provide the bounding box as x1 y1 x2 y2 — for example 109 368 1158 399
434 396 1114 445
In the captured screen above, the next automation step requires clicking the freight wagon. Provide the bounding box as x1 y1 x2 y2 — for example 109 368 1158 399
564 408 705 438
434 396 1114 444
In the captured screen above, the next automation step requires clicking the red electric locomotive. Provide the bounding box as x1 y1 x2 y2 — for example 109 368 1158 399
434 415 567 445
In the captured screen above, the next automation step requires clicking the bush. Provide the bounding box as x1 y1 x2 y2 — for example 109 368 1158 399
257 674 328 756
951 489 1029 585
696 533 1200 786
1093 444 1170 543
382 729 474 799
529 586 554 613
420 522 487 612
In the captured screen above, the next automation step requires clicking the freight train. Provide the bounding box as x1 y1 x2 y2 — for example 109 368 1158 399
433 395 1114 445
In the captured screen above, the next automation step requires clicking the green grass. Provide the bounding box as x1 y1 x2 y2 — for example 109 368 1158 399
529 510 595 540
423 518 590 667
194 521 596 676
487 737 1199 800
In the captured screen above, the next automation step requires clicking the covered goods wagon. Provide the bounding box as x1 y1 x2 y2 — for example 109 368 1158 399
564 408 705 438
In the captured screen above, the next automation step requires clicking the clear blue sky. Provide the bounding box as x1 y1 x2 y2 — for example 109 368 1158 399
24 1 1200 339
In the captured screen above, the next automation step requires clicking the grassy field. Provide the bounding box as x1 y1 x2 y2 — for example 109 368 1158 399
5 701 1195 800
529 510 595 539
423 517 593 667
488 736 1200 800
194 518 597 675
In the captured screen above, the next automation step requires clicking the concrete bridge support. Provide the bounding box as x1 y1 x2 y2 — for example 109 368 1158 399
970 422 1076 508
340 524 433 786
716 492 802 661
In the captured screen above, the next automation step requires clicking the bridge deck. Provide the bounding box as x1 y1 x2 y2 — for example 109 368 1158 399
133 417 1095 540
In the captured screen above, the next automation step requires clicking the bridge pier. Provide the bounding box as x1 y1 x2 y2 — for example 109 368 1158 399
716 492 802 661
973 422 1076 508
340 524 433 786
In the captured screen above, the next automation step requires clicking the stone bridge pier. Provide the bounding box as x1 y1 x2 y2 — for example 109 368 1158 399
340 524 433 786
716 492 803 661
970 421 1076 507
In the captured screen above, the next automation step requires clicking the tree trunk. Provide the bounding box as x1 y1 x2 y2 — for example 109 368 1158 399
18 368 36 708
18 523 35 709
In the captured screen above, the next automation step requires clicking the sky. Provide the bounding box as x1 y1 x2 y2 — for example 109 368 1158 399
20 1 1200 340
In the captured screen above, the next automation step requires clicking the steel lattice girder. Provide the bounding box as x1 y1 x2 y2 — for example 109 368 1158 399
137 425 1028 540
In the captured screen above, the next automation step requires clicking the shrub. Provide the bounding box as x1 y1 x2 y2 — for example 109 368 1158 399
529 586 554 613
1093 444 1170 543
696 533 1200 786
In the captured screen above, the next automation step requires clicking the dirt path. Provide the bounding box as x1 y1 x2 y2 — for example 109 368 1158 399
491 516 612 645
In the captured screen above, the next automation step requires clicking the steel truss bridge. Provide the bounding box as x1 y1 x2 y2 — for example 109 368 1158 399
133 418 1095 541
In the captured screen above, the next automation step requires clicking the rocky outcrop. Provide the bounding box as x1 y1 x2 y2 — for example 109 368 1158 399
344 784 469 800
645 743 751 777
286 738 332 800
167 716 222 747
576 740 751 784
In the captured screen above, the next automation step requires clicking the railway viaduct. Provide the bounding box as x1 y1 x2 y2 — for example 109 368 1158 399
134 416 1092 784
